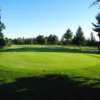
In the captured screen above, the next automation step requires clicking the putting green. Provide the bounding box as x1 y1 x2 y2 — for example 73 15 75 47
0 45 100 82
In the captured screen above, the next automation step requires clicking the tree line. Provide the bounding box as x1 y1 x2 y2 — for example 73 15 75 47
2 26 98 47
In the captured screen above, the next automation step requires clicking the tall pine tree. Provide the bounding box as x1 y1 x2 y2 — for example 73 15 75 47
73 26 85 46
0 9 5 48
92 13 100 49
61 28 73 45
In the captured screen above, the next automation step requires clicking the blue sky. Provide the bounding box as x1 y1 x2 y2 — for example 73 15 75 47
0 0 99 39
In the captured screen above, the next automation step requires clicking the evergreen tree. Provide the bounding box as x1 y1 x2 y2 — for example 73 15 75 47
72 26 85 46
92 13 100 49
0 9 5 48
36 35 45 45
86 32 97 46
47 34 58 45
61 28 73 45
90 32 96 46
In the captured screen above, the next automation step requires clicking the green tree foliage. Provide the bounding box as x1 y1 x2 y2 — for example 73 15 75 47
12 38 35 45
72 26 85 46
92 13 100 49
0 17 5 48
16 38 24 45
5 38 12 47
61 28 73 45
24 38 32 44
90 32 97 46
86 32 97 46
47 34 58 45
36 35 45 45
0 38 5 47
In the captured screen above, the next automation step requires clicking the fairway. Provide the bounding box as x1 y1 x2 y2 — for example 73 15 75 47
0 45 100 82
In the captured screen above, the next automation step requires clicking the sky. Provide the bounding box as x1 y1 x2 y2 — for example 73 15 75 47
0 0 100 39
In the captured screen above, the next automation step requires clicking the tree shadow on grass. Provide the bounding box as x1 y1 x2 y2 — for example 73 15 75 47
0 46 99 54
0 75 100 100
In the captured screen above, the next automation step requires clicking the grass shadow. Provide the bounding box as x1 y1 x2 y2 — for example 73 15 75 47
0 75 100 100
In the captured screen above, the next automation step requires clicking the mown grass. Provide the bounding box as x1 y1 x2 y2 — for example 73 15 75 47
0 45 100 83
0 45 100 99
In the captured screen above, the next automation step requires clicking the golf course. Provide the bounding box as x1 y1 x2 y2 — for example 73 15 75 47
1 0 100 99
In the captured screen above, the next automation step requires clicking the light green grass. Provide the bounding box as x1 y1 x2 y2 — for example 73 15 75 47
0 45 100 83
